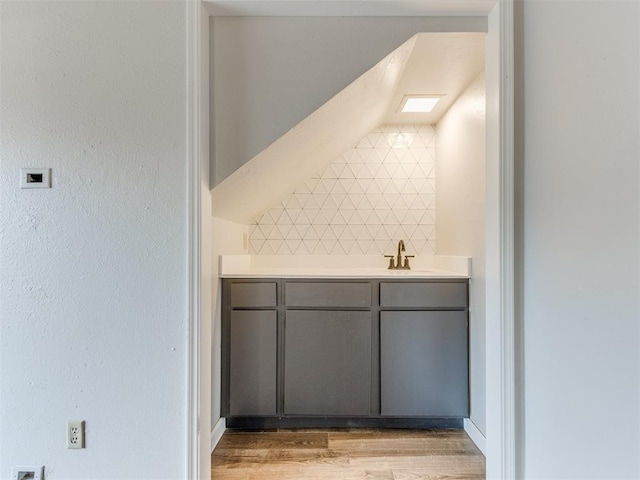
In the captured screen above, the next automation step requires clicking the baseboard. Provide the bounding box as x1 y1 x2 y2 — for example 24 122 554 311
225 416 463 429
463 418 486 456
210 417 226 453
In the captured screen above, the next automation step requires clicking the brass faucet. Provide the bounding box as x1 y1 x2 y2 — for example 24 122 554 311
384 240 415 270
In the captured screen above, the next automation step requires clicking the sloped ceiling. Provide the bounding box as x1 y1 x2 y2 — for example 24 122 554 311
211 32 484 223
211 37 416 223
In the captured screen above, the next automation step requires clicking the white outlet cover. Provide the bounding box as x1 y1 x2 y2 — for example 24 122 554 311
11 466 43 480
19 168 51 189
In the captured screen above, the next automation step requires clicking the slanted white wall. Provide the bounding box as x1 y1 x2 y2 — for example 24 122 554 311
520 1 640 478
211 15 487 185
436 72 486 435
0 2 188 479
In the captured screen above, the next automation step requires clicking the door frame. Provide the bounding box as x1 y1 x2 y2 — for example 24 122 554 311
186 1 516 478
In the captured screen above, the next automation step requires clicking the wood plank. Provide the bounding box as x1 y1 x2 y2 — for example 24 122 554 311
211 429 485 480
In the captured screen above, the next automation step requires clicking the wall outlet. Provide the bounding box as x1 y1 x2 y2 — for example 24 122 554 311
11 466 43 480
19 168 51 189
67 420 85 449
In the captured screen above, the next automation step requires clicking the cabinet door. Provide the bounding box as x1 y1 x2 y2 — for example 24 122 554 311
229 310 277 416
381 311 468 417
284 310 371 416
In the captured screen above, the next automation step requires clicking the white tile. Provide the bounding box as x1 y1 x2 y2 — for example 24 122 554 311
372 178 389 193
340 239 356 254
287 208 302 223
341 209 356 224
321 239 337 253
304 238 319 253
249 224 262 239
330 211 346 225
339 178 355 192
371 148 387 164
285 226 301 240
348 224 365 239
374 163 390 179
340 196 357 210
407 210 425 224
296 241 312 255
384 223 400 239
330 163 345 178
285 195 302 209
276 224 292 239
313 224 328 238
312 239 327 255
321 178 337 192
314 209 333 225
329 193 346 209
320 226 336 240
268 238 283 253
295 224 310 238
286 239 301 254
419 224 435 238
249 238 265 254
331 242 347 255
350 210 366 225
411 238 427 254
278 211 293 225
356 239 373 255
358 195 376 210
277 241 292 255
375 239 393 255
331 224 346 238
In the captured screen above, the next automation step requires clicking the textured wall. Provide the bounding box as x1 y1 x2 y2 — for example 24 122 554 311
249 125 437 256
0 2 187 478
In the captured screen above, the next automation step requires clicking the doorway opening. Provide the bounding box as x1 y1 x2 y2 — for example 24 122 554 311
188 2 515 479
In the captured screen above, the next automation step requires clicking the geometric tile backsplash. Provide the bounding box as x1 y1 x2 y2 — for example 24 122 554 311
249 124 437 256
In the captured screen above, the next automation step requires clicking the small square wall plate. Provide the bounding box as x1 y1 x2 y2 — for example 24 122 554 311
20 168 51 189
11 466 44 480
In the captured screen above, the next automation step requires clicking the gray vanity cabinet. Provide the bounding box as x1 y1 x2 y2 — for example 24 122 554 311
229 310 277 415
225 281 278 416
379 281 469 417
284 310 372 416
222 277 469 426
380 311 468 416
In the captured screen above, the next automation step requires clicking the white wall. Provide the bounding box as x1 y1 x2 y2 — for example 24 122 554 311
436 72 486 435
210 16 487 185
210 218 248 431
0 2 188 479
519 1 640 478
198 1 214 476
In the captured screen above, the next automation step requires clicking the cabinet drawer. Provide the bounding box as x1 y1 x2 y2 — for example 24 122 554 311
380 282 467 308
230 282 277 308
285 282 371 308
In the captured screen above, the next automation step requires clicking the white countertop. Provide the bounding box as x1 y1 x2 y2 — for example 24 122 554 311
219 255 470 279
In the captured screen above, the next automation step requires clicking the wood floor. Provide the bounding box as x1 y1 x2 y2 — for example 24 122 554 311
211 429 485 480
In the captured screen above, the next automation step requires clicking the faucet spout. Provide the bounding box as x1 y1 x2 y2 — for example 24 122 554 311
396 240 405 268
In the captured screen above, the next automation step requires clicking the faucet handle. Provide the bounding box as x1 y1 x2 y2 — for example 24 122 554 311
384 255 396 269
403 255 415 269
